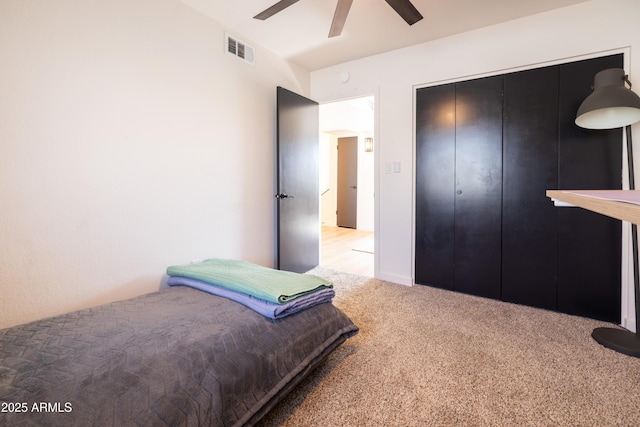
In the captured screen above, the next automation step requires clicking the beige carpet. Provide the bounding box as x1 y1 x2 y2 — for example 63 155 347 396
258 267 640 426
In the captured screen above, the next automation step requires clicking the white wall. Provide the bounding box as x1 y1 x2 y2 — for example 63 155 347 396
310 0 640 328
320 132 338 226
356 135 375 232
0 0 307 328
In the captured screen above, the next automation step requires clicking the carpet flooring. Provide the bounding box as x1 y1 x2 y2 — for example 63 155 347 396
258 267 640 426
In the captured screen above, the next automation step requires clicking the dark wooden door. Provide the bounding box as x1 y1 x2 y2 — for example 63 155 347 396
415 83 456 290
557 55 623 322
276 87 320 273
415 54 623 322
502 66 559 309
416 76 503 298
453 76 504 299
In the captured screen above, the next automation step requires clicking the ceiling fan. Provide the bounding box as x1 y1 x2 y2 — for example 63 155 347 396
254 0 423 38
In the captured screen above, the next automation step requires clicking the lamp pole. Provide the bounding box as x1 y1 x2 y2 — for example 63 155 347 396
626 124 640 339
591 125 640 356
576 68 640 357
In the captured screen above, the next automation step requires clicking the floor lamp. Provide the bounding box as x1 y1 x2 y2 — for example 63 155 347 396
576 68 640 357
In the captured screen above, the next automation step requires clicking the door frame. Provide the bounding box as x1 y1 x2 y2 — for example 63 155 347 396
319 94 378 277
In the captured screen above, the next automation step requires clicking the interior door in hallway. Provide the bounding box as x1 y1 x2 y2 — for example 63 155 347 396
337 136 358 228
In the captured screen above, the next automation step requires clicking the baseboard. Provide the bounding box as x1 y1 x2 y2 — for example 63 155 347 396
622 317 637 333
377 272 412 286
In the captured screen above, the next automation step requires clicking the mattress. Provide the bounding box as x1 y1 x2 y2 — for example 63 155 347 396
0 286 358 426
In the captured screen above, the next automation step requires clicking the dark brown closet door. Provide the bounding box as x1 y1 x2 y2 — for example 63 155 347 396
415 54 623 322
415 84 456 290
454 76 503 299
557 55 623 322
502 66 559 309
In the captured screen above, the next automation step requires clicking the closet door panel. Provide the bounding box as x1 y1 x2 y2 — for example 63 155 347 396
557 54 623 322
502 67 559 309
415 84 456 289
454 76 503 299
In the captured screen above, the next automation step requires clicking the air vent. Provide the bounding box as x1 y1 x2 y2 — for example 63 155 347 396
225 33 255 66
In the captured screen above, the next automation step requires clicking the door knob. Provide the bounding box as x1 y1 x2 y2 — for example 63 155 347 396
275 193 294 199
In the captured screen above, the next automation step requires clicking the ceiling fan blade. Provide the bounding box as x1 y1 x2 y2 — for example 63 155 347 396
329 0 353 38
384 0 423 26
254 0 300 20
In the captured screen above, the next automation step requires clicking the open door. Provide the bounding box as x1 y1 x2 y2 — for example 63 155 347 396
276 87 320 273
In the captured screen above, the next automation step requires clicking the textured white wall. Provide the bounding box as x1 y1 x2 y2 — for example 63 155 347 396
0 0 307 328
310 0 640 327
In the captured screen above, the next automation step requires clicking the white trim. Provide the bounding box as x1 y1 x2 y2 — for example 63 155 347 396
378 271 412 286
413 47 631 90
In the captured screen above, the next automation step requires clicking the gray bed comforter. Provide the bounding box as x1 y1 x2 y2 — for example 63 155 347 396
0 286 358 426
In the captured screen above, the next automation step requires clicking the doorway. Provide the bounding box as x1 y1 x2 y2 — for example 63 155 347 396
319 96 375 276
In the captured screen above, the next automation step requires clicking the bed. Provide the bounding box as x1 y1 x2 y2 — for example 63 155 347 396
0 262 358 426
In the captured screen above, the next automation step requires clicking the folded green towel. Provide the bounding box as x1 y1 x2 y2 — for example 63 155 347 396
166 258 333 304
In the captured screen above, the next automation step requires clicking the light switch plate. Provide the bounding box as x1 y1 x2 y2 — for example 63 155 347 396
385 162 393 174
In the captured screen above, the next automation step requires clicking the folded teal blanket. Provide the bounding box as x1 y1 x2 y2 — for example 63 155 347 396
166 258 333 304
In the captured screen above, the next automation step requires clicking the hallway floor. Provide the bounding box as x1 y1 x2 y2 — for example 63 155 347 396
321 225 374 277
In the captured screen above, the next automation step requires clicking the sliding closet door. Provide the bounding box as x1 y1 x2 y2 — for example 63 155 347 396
557 55 623 322
502 66 559 309
415 84 456 290
454 76 503 299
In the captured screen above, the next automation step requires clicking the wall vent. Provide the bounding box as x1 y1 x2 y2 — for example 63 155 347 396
225 33 255 66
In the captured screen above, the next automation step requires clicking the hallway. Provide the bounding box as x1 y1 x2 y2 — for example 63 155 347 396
321 225 374 277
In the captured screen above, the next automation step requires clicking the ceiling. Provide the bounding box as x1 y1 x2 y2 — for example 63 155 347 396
180 0 588 71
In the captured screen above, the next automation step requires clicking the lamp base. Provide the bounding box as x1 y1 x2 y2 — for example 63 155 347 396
592 327 640 358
